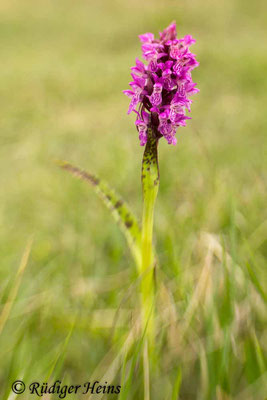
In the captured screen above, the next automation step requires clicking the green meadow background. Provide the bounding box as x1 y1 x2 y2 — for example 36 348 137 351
0 0 266 399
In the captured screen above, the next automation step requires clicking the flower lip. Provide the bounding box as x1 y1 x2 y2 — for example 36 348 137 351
124 21 199 146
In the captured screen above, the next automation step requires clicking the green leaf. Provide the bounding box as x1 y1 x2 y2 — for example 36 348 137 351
58 161 142 268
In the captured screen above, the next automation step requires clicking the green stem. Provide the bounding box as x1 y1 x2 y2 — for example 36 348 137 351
141 127 159 346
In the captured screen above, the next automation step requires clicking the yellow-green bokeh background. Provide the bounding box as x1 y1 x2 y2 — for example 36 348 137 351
0 0 266 399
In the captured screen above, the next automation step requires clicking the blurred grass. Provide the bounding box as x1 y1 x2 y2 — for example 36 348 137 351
0 0 266 399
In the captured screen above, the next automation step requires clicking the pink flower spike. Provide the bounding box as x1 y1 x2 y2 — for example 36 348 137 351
124 21 199 145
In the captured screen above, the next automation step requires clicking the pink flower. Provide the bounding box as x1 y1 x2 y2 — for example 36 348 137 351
124 22 199 145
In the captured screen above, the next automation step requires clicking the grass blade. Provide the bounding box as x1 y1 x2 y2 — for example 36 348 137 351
0 239 32 336
172 367 182 400
245 262 266 302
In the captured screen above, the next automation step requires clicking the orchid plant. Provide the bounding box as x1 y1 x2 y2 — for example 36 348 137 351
60 21 198 354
